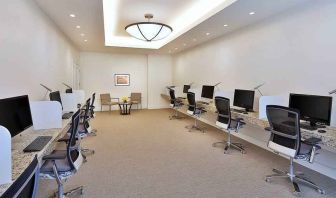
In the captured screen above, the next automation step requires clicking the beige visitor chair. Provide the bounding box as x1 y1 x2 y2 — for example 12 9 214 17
130 92 142 109
100 93 119 111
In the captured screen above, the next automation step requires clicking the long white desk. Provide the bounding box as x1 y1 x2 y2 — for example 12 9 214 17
162 94 336 180
0 118 71 195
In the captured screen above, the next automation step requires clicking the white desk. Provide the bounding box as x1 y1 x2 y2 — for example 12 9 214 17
0 118 71 195
162 94 336 180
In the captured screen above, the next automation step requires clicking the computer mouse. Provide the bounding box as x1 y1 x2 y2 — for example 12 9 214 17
318 130 326 133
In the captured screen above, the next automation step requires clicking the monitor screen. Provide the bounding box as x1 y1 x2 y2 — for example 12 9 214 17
49 91 63 109
65 88 73 93
183 85 190 93
233 89 255 111
289 93 332 125
0 95 33 137
201 85 214 99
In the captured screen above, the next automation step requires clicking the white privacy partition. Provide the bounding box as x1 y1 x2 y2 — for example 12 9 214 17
189 88 202 101
0 126 11 185
30 101 62 130
60 93 78 112
214 91 234 106
73 90 85 105
259 96 287 119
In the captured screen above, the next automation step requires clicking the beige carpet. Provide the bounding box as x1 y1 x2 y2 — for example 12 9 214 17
39 109 336 198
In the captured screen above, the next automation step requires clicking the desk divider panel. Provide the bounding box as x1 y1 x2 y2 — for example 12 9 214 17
0 126 11 185
259 96 287 119
73 90 86 105
30 101 62 130
60 93 78 112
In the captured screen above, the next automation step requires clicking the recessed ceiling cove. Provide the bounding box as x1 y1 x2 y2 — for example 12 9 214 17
103 0 237 49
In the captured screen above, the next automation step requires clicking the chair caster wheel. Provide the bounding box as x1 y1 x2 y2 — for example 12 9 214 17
317 189 325 195
265 177 270 182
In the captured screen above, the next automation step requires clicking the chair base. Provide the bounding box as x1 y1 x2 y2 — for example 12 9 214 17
169 114 185 120
265 168 325 196
212 141 246 154
81 148 95 163
185 125 205 133
53 186 84 198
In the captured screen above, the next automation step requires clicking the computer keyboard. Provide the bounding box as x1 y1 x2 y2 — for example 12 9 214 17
23 136 53 152
62 112 73 119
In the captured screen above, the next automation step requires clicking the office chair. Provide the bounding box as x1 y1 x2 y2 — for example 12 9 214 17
185 92 206 132
40 110 84 198
168 88 184 120
89 92 96 118
265 105 325 196
1 155 39 198
212 96 245 154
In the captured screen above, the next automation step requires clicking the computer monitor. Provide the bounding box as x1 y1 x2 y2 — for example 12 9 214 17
65 88 73 93
233 89 255 112
49 91 63 109
201 85 214 99
289 93 332 126
183 85 191 93
0 95 33 137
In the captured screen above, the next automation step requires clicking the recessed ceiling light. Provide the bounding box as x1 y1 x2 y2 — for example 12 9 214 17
84 40 88 42
69 14 76 18
249 12 255 15
224 24 228 27
183 43 187 46
206 32 210 36
80 33 85 37
76 25 81 29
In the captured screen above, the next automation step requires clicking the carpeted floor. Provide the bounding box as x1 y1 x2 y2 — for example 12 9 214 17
39 109 336 198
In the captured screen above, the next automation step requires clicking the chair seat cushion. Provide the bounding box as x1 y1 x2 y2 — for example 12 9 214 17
40 150 72 174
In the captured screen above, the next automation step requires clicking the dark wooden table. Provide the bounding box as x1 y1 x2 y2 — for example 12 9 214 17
118 102 132 115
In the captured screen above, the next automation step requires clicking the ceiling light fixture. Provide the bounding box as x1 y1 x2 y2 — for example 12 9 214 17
249 12 255 15
224 24 228 27
206 32 210 36
80 33 85 37
69 14 76 18
183 43 187 46
125 14 173 42
84 40 88 42
76 25 81 29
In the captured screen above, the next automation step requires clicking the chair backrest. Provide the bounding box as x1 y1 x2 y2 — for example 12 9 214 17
66 109 82 171
169 89 176 105
131 93 141 102
1 155 39 198
90 93 95 107
81 98 91 123
266 105 301 158
215 96 231 129
187 92 196 114
100 93 111 104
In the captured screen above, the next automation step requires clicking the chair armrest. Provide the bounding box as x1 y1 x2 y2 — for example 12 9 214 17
42 152 66 160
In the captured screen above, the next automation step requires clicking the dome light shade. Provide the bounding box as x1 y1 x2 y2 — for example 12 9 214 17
125 14 173 42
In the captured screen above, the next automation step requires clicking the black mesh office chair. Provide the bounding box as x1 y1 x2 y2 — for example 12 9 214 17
185 92 206 132
265 105 325 196
1 156 39 198
212 96 245 154
40 110 84 198
89 93 96 119
169 88 184 120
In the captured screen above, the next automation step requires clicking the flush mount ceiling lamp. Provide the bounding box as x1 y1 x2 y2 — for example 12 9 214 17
125 14 173 42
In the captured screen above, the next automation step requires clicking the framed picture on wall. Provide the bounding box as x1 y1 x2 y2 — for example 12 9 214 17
115 74 130 86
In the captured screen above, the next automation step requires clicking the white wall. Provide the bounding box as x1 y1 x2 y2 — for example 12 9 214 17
148 55 173 109
172 1 336 126
0 0 79 101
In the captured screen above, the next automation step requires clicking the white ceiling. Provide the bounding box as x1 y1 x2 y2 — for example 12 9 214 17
34 0 309 54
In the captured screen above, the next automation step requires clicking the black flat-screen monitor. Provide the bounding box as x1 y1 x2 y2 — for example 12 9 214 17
0 95 33 137
183 85 190 93
201 85 214 99
289 93 332 126
233 89 255 111
49 91 63 109
65 88 73 93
